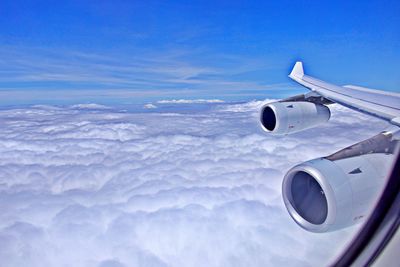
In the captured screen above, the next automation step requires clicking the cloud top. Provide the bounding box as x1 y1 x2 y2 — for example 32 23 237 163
0 100 389 267
143 103 158 109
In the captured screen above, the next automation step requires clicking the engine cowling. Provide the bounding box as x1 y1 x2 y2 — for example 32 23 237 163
260 101 330 135
282 153 394 232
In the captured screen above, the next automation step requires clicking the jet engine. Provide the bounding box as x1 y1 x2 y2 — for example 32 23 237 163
260 101 330 135
282 153 394 232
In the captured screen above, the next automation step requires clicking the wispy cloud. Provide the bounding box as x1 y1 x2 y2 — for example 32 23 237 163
157 99 224 104
0 46 295 105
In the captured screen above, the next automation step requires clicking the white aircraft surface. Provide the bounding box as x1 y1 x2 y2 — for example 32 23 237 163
259 62 400 265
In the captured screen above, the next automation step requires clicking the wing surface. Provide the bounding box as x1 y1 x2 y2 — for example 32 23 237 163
289 62 400 126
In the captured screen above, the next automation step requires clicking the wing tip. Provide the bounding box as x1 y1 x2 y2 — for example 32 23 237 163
289 61 304 79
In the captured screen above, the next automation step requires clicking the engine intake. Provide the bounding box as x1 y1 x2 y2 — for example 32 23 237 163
282 153 393 232
260 101 330 135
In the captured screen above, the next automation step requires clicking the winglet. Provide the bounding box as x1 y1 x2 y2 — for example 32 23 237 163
289 61 304 79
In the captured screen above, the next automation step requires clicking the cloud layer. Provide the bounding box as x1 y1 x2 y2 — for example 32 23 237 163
157 99 224 104
0 47 297 105
0 101 390 267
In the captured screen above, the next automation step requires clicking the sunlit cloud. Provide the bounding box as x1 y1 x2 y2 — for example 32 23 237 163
0 100 389 267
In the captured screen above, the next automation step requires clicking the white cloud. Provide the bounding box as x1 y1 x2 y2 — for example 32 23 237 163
70 103 113 110
157 99 225 104
143 103 158 109
216 99 273 112
0 100 390 267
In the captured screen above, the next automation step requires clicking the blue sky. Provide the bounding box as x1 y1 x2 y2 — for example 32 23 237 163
0 0 399 105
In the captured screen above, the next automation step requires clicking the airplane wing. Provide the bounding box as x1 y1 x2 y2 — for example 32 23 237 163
259 62 400 233
288 62 400 126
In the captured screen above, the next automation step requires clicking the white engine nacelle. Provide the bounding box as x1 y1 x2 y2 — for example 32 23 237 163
260 101 330 135
282 153 394 232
